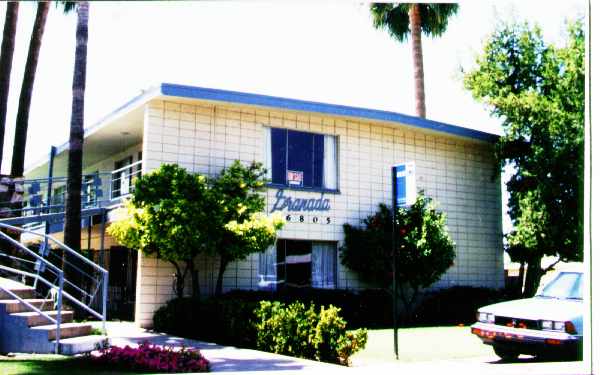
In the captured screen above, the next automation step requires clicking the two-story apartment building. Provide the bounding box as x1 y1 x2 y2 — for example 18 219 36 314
25 83 504 328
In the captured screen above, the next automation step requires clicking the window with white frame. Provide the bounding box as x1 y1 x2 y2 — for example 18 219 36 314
265 128 338 190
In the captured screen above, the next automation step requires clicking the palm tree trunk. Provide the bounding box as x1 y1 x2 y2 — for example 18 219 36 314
10 1 49 177
0 2 19 172
64 1 89 252
409 4 426 118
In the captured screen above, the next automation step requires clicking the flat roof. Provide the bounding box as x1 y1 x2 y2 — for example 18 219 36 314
160 83 499 142
26 83 499 173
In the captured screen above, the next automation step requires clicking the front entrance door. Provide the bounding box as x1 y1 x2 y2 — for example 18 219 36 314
108 246 137 320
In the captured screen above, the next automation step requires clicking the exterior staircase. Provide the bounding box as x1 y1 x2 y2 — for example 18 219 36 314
0 177 111 355
0 278 107 354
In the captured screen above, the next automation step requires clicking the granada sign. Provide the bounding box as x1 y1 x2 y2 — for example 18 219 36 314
270 189 331 213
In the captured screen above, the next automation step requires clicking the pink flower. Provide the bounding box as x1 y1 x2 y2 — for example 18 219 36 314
92 341 209 372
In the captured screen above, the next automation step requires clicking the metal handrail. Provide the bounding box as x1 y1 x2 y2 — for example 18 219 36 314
2 223 108 276
0 264 102 322
0 252 37 266
60 289 103 321
112 160 142 176
0 265 57 294
0 222 108 348
1 160 143 217
0 286 57 324
0 230 62 276
0 256 63 353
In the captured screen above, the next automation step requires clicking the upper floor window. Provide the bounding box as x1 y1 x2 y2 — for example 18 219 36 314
265 128 338 190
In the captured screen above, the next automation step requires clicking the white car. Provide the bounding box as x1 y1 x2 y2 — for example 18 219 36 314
471 267 583 361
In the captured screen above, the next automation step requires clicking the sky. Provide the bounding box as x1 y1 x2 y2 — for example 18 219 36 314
0 0 586 235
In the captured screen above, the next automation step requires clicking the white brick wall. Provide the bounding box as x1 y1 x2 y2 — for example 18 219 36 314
134 99 503 328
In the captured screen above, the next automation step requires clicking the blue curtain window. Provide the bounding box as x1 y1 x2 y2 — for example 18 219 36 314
268 128 336 190
271 128 287 185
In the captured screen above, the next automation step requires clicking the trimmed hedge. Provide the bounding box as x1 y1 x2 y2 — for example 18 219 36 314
413 286 514 326
153 297 258 348
153 296 368 365
221 287 393 329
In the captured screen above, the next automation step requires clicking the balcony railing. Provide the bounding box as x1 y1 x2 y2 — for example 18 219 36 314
0 160 142 219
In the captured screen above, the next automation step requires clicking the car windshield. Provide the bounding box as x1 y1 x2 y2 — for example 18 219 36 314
536 271 583 300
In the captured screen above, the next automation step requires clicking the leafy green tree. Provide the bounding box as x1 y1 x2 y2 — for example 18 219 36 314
109 161 284 297
463 20 584 296
341 193 455 317
108 164 214 298
209 160 284 295
370 3 458 118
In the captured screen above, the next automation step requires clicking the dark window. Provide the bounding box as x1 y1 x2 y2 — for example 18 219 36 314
271 128 287 185
272 239 337 290
287 130 314 187
270 128 335 190
277 239 312 289
313 135 324 188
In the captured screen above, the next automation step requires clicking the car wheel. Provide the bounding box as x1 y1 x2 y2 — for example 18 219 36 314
493 346 520 361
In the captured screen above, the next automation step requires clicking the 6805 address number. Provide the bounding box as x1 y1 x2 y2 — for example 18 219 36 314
285 214 332 224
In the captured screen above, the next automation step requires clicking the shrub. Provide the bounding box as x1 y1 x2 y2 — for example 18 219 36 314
255 301 318 359
92 341 209 373
153 298 206 338
153 297 258 348
223 287 392 329
254 301 367 366
314 305 368 365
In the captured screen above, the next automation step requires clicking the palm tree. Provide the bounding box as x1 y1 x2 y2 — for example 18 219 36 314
63 1 88 252
10 1 50 177
0 2 19 173
370 3 458 118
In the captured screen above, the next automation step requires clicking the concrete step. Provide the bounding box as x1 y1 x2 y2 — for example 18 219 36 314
0 277 30 290
10 310 74 327
0 287 35 300
56 335 108 355
31 322 92 341
0 298 55 313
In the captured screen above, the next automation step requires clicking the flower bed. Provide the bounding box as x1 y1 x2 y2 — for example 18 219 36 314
92 341 209 373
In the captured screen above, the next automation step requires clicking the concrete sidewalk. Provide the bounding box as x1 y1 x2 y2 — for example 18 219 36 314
95 321 349 374
95 322 590 375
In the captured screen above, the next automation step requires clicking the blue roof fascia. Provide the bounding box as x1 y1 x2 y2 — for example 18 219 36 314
160 83 498 142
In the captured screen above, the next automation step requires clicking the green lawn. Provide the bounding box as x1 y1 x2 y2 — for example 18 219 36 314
0 355 140 375
350 326 494 365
